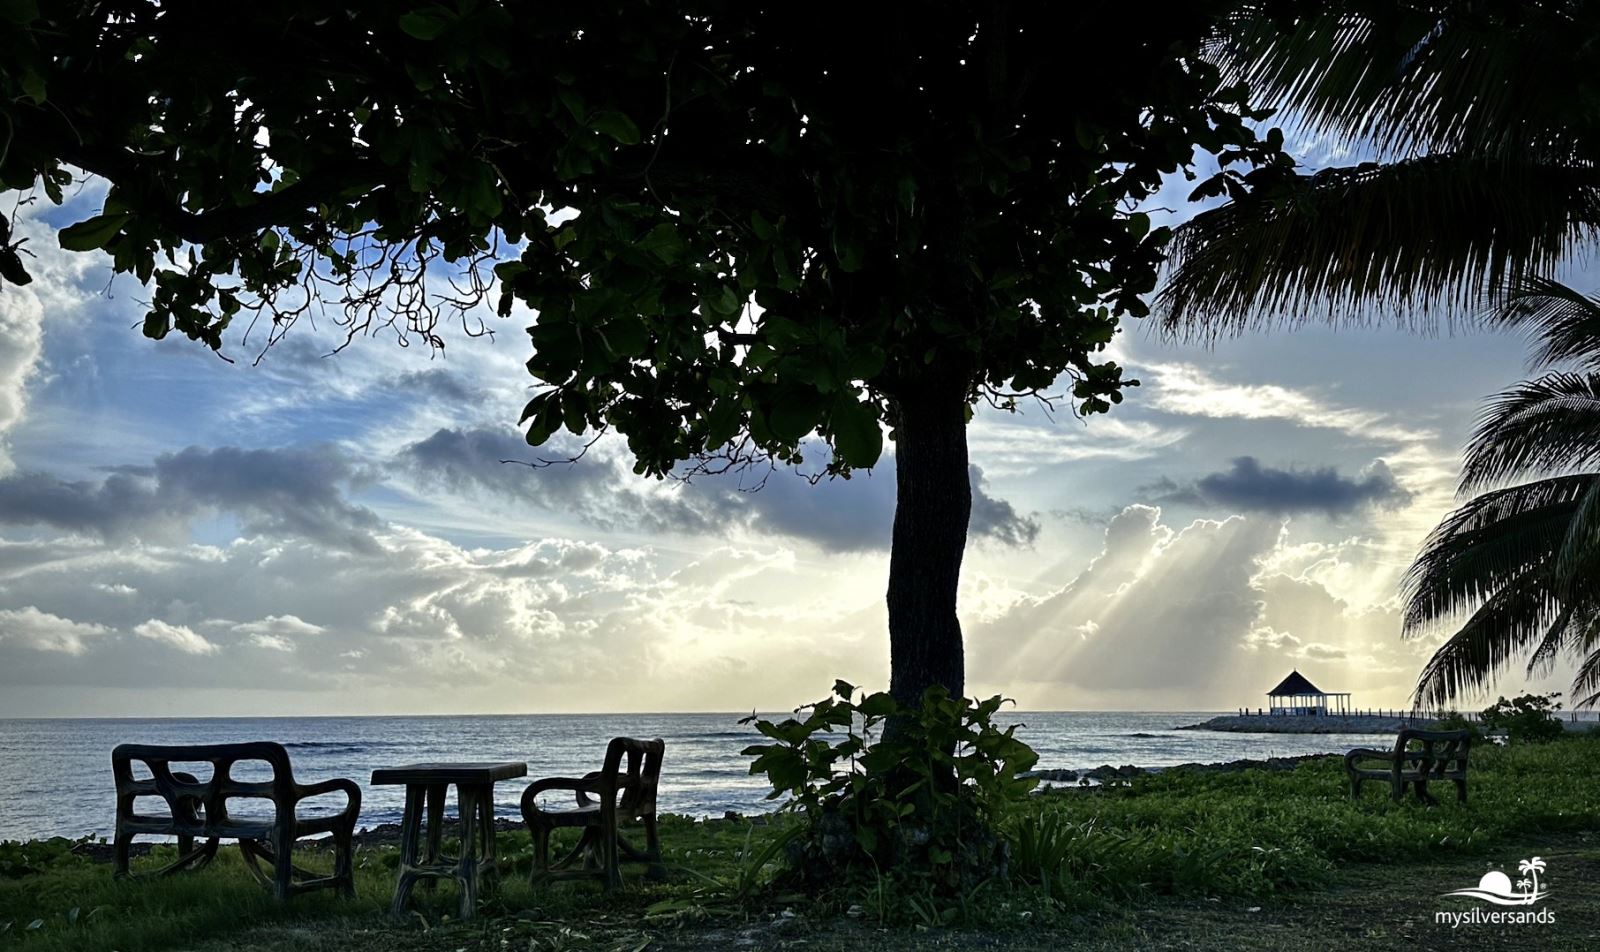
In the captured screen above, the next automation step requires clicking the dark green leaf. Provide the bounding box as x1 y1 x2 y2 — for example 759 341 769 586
829 396 883 468
57 213 130 252
0 0 40 24
589 111 641 145
398 8 452 39
637 223 685 264
0 250 31 286
768 390 824 442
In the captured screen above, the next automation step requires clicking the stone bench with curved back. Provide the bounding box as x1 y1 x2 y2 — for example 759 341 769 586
112 741 360 901
1344 728 1471 805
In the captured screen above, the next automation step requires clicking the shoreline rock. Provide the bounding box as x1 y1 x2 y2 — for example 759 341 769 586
1028 753 1340 791
1176 714 1440 735
1021 767 1079 782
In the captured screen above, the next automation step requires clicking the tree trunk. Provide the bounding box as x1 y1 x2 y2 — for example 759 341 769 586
886 381 972 710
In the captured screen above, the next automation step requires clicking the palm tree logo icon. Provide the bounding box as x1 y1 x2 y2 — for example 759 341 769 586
1518 857 1547 902
1444 856 1549 906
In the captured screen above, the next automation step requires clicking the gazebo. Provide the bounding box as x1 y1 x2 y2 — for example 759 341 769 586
1267 670 1351 716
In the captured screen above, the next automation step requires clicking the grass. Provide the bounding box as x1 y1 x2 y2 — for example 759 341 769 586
0 816 789 952
3 735 1598 951
1007 734 1600 903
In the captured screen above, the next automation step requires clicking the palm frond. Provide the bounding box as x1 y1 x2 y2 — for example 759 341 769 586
1571 641 1600 708
1525 604 1575 676
1485 277 1600 372
1412 563 1564 709
1554 479 1600 582
1401 477 1591 630
1560 605 1600 668
1213 2 1594 159
1156 158 1600 338
1459 373 1600 490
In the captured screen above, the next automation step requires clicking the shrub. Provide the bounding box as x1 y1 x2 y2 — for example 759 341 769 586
1480 692 1564 744
1432 710 1485 743
741 681 1038 893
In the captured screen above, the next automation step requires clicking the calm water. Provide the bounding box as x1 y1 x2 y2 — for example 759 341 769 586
0 712 1387 841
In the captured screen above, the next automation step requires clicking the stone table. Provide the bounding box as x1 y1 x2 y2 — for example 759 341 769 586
371 761 527 919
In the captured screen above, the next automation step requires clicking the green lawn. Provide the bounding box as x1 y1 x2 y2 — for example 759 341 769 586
3 736 1597 951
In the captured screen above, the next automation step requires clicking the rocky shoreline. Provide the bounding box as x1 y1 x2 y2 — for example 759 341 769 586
1022 752 1336 786
1177 714 1441 734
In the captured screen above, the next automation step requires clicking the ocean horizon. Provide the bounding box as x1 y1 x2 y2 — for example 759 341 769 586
0 711 1392 842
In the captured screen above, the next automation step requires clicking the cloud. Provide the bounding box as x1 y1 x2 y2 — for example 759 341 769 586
962 504 1509 710
0 190 112 475
0 267 46 474
1149 457 1413 516
1143 361 1435 446
396 426 1037 552
0 606 109 655
968 415 1188 478
133 619 219 655
150 445 384 551
0 526 888 714
230 614 327 641
0 444 383 551
968 466 1039 546
395 425 722 536
389 369 487 404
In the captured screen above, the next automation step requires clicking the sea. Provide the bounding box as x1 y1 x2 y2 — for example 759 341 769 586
0 712 1388 842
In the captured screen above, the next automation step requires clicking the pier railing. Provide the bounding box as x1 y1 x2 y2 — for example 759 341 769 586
1234 707 1600 723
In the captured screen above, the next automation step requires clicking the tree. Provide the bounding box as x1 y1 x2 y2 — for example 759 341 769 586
1142 2 1600 708
1 1 1284 712
1478 693 1564 743
1156 1 1600 335
1404 280 1600 709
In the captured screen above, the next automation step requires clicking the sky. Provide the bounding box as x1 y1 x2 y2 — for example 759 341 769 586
0 143 1583 718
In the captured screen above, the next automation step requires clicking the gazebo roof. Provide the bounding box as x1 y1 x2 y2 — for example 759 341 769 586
1267 670 1324 697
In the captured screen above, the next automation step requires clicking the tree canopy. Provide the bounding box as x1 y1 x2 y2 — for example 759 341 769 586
1157 0 1600 335
2 1 1285 478
1404 279 1600 709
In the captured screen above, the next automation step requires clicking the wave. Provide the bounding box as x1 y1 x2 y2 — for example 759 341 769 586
1442 888 1547 906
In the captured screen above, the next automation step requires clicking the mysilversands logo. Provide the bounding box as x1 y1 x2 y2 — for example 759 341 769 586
1436 856 1555 929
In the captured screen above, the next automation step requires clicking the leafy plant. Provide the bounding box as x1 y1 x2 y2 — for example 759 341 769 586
1432 711 1486 743
742 681 1037 891
0 838 89 879
1480 692 1564 744
651 822 805 916
2 2 1291 723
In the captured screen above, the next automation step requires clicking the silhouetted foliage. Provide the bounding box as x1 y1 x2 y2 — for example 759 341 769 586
1159 1 1600 335
1404 282 1600 709
742 681 1037 889
1 2 1286 710
1480 692 1564 744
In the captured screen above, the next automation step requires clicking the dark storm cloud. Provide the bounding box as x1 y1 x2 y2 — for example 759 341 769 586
1149 457 1413 516
722 462 1036 552
397 426 1039 551
967 465 1040 547
0 445 383 552
390 369 486 404
395 425 723 536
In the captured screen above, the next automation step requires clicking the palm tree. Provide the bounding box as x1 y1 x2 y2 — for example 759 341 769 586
1519 856 1547 899
1402 280 1600 708
1158 2 1600 336
1153 3 1600 707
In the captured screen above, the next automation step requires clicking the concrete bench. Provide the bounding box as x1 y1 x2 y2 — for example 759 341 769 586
1344 728 1471 805
521 737 665 890
112 741 360 900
